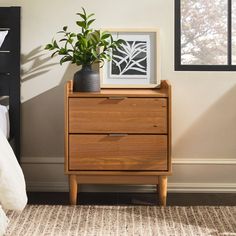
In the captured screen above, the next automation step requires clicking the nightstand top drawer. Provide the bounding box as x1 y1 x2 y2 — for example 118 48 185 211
69 97 167 134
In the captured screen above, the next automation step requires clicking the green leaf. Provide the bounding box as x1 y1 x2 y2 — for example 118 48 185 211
91 48 98 58
101 34 111 40
60 55 73 65
68 38 73 44
51 50 59 58
53 40 59 49
75 41 82 50
90 32 99 43
76 21 86 28
81 7 87 17
87 13 95 19
117 39 126 45
81 37 88 47
77 33 83 40
101 33 111 40
63 26 68 31
70 33 76 37
84 29 92 35
76 13 86 21
45 44 53 50
58 48 67 55
59 38 67 42
87 19 95 27
95 30 101 36
105 53 111 60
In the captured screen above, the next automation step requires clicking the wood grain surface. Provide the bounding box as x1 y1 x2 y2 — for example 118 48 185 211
68 88 169 98
69 98 167 134
69 134 167 171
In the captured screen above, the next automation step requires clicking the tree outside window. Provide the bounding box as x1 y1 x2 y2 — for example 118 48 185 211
175 0 236 70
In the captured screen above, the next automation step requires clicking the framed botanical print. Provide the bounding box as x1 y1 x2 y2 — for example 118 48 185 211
100 28 161 88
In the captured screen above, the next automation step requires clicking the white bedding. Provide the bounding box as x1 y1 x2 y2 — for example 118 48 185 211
0 105 10 139
0 129 27 235
0 206 8 236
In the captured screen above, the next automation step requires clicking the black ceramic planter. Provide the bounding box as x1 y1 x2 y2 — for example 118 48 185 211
73 65 100 92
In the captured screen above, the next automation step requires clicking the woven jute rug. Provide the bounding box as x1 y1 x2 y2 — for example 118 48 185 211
5 205 236 236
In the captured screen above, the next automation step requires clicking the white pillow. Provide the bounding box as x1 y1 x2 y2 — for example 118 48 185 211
0 206 9 236
0 129 27 211
0 105 10 139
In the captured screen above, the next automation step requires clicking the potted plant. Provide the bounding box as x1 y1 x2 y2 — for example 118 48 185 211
45 8 125 92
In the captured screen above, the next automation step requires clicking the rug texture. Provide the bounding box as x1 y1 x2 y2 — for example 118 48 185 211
5 205 236 236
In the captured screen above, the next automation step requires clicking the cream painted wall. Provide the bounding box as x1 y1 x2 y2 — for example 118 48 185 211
1 0 236 191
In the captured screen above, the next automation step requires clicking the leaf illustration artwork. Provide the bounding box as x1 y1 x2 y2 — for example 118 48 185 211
111 41 147 77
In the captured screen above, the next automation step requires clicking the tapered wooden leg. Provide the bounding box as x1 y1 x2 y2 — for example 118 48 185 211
69 175 78 205
158 176 167 206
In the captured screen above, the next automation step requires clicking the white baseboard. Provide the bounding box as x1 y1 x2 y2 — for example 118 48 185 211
21 157 236 165
21 157 236 193
172 158 236 165
25 182 236 193
168 183 236 193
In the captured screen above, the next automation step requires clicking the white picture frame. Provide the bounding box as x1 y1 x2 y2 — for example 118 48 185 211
100 28 161 88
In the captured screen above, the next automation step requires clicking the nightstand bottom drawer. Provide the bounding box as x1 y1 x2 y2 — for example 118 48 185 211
69 134 168 171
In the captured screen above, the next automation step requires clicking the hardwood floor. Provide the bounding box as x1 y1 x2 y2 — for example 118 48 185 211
27 192 236 206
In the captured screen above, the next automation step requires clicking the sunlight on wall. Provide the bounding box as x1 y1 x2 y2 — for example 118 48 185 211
0 0 236 160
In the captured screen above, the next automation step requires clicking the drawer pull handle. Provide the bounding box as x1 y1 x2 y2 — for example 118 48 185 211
108 133 128 137
108 96 126 100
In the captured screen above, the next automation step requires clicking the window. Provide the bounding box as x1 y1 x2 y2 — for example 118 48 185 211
175 0 236 70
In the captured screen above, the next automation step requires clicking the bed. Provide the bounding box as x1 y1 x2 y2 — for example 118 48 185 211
0 7 21 161
0 7 27 235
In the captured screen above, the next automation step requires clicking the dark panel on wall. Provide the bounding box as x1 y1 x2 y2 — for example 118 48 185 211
0 7 21 161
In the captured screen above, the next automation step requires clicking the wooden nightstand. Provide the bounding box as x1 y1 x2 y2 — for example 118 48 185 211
64 80 171 206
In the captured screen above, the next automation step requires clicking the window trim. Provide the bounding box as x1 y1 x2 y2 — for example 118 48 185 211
175 0 236 71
